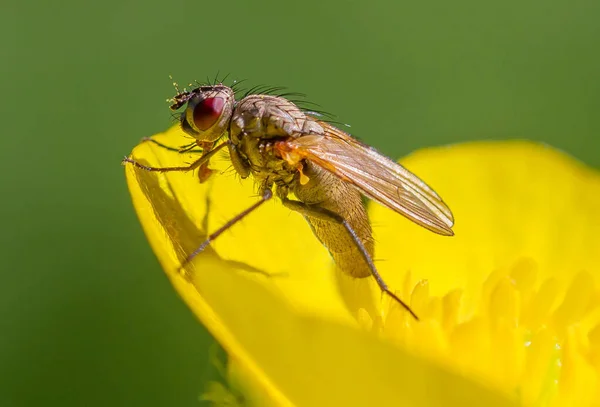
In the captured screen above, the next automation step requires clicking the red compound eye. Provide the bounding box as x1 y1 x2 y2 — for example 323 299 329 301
191 97 225 131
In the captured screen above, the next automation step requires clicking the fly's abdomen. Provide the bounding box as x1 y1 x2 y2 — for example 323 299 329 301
313 216 374 278
293 163 373 278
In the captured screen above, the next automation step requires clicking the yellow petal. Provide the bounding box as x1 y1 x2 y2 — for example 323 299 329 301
369 141 600 404
124 126 517 406
372 141 600 299
208 272 515 407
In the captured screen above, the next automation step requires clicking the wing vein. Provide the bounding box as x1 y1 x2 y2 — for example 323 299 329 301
285 122 455 236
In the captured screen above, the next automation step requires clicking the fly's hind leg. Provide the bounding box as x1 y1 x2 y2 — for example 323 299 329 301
281 197 418 320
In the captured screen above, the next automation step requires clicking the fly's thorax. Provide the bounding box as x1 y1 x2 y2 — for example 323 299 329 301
229 95 323 144
230 135 298 189
227 94 323 189
170 85 235 143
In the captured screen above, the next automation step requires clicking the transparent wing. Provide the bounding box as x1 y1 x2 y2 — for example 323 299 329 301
281 121 455 236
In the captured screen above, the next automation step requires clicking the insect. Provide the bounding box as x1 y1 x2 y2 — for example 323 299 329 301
124 81 455 319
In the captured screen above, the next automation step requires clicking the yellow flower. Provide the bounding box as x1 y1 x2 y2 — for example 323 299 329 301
124 125 600 407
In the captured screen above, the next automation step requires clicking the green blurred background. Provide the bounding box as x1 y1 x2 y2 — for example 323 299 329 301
1 0 598 405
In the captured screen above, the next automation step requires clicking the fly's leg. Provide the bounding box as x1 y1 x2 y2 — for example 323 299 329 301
122 141 228 173
196 141 216 183
141 137 203 153
141 138 215 183
281 198 419 320
228 142 251 179
178 188 274 271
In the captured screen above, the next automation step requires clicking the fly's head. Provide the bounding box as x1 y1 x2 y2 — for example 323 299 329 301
169 84 235 142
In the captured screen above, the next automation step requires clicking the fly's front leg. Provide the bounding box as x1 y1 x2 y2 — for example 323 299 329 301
140 138 216 183
123 141 229 173
196 140 215 183
281 197 418 320
141 137 203 153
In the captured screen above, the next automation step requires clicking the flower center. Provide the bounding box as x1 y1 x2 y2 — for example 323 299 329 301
358 257 600 406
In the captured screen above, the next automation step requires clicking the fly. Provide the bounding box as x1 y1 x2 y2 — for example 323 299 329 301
123 81 455 320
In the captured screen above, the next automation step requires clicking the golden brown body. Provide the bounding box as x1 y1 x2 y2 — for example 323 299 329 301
227 94 374 278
